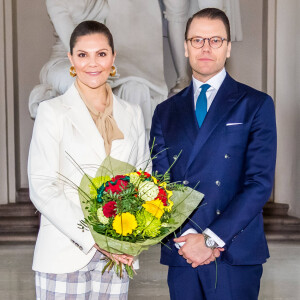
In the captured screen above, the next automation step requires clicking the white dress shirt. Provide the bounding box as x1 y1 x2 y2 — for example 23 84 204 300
193 67 226 111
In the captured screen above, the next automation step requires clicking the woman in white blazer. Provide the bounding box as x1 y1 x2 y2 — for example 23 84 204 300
28 21 150 299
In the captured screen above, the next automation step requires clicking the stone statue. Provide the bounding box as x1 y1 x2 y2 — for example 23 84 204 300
106 0 168 133
29 0 168 135
28 0 109 118
162 0 243 93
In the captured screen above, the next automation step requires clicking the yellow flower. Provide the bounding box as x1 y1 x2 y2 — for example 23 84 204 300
152 176 158 184
112 212 137 236
166 189 173 198
165 189 173 211
159 181 166 188
165 199 174 212
142 199 165 219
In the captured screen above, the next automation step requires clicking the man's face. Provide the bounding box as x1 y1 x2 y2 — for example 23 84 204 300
184 17 231 82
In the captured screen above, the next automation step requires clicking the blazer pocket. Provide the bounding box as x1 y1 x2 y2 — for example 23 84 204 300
224 124 249 154
225 124 246 133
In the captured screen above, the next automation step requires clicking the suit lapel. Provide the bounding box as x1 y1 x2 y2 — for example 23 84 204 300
174 82 199 144
185 75 246 173
63 84 107 160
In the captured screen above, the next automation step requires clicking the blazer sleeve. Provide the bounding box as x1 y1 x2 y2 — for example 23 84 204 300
208 95 277 247
149 106 171 176
28 101 95 254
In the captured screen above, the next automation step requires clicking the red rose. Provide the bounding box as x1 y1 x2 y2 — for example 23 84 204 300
137 171 151 178
144 172 151 178
111 175 127 181
103 201 117 218
105 176 129 194
155 187 168 206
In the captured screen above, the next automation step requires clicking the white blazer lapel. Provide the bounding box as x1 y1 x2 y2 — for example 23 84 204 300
63 84 107 160
112 94 130 137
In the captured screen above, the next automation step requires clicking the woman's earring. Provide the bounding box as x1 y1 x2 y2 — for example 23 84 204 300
110 65 116 77
69 66 77 77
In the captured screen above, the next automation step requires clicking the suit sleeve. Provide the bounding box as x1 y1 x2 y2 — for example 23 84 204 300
149 106 171 176
28 101 95 254
208 95 277 247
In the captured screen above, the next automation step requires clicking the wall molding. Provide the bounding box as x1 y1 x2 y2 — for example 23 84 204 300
0 0 16 204
266 0 276 101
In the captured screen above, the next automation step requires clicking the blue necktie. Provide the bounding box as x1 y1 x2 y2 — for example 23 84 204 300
196 84 210 127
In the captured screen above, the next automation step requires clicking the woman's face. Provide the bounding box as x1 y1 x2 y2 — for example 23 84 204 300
68 33 115 89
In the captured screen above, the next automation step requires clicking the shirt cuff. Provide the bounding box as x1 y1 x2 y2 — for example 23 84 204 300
203 228 226 248
174 228 198 249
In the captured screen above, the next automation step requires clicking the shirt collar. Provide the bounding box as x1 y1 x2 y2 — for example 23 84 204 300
192 68 226 93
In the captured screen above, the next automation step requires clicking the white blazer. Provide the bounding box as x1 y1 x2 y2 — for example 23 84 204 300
28 84 150 274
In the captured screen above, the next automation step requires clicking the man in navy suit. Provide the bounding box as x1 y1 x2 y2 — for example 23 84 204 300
150 8 276 300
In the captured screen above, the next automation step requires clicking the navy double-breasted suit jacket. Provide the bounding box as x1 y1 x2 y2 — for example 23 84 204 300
150 73 277 267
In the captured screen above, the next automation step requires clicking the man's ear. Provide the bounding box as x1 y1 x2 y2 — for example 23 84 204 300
184 41 189 58
226 42 231 59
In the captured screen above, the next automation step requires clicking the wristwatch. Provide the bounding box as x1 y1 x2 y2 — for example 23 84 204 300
203 233 218 249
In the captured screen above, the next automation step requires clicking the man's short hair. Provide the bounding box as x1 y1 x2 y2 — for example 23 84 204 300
185 8 231 42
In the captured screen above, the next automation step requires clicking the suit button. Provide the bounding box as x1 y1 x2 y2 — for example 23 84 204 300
215 180 221 186
225 154 230 159
79 246 83 251
216 209 221 215
173 155 178 160
183 180 189 185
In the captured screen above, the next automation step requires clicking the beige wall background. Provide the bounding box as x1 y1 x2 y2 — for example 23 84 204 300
1 0 300 218
274 0 300 217
163 0 264 92
0 0 8 203
14 0 55 188
227 0 264 91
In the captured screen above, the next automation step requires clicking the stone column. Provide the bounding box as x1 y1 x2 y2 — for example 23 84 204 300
0 0 16 204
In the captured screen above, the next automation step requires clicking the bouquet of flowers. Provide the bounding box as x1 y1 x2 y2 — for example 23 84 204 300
78 156 204 278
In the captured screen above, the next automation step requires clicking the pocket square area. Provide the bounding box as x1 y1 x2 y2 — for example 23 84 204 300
226 122 243 126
